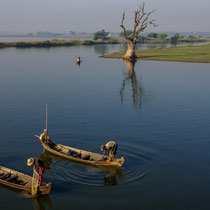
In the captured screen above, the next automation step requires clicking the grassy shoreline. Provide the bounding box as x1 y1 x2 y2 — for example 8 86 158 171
0 39 119 48
102 43 210 63
0 37 209 49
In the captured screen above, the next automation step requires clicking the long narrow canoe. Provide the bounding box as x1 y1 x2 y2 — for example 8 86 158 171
36 137 124 168
0 166 51 195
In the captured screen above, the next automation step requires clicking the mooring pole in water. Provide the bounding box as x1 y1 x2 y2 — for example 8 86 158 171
46 103 48 130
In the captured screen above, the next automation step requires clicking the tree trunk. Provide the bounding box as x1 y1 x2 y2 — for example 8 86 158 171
123 41 137 61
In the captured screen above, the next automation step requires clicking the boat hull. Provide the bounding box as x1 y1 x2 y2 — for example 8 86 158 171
40 140 124 168
0 166 51 195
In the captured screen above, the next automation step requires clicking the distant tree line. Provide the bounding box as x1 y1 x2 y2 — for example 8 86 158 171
118 31 207 45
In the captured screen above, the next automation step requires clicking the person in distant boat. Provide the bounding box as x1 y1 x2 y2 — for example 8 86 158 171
76 56 80 63
27 158 45 184
101 141 118 161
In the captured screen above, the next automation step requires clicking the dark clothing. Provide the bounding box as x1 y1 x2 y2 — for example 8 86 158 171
112 143 118 156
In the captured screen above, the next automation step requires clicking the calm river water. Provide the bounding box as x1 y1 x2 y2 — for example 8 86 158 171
0 44 210 210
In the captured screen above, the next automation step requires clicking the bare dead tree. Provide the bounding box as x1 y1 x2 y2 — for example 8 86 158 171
120 3 157 60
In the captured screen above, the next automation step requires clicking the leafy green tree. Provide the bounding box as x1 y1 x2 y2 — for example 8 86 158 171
157 33 167 40
171 33 180 44
93 30 109 40
147 32 158 38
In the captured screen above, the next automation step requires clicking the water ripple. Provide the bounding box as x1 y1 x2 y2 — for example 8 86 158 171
39 142 155 188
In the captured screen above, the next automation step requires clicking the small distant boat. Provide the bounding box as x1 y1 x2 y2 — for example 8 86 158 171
0 166 51 195
36 136 124 168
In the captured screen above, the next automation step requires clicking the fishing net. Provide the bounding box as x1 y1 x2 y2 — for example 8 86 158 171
32 168 39 195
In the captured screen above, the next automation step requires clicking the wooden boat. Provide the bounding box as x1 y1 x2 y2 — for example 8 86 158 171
36 136 124 168
0 166 51 195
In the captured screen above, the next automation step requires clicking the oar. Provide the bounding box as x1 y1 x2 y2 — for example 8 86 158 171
35 135 40 139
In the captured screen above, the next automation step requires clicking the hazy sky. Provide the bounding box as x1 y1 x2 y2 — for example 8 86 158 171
0 0 210 33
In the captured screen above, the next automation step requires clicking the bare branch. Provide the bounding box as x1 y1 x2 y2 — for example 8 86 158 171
136 9 157 34
120 10 133 41
120 11 127 39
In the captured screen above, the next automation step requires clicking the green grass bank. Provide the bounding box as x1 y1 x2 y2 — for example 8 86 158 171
103 43 210 63
0 39 119 48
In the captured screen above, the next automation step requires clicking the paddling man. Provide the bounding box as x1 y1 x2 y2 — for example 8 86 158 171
101 141 118 161
27 158 45 184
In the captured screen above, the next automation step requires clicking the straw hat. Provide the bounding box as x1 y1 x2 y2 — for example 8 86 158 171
27 158 35 166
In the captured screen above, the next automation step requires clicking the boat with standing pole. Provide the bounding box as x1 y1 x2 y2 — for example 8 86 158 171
35 104 124 168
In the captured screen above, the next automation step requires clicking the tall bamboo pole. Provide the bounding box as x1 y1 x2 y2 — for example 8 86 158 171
46 103 48 130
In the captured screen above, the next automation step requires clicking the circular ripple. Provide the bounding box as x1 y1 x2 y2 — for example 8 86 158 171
38 140 155 188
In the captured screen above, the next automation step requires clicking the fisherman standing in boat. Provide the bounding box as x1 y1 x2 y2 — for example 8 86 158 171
39 129 56 149
27 158 45 184
76 56 81 67
101 141 118 161
40 129 50 144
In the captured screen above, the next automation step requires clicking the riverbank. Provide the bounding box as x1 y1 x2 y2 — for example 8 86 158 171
102 43 210 63
0 38 119 48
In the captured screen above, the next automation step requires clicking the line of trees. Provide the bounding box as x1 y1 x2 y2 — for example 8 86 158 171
93 29 110 40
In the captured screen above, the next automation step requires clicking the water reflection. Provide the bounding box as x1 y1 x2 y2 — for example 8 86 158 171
39 151 124 187
100 167 124 186
32 195 53 210
120 60 151 110
39 152 53 169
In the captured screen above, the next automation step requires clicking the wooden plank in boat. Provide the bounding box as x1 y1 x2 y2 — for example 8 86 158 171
81 155 90 160
5 175 18 182
0 173 10 180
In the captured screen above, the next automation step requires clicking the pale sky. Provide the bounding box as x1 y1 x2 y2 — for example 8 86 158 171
0 0 210 33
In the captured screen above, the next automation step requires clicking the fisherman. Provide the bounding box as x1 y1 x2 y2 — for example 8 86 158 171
76 56 80 63
39 129 56 149
27 158 45 184
40 129 50 144
101 141 118 161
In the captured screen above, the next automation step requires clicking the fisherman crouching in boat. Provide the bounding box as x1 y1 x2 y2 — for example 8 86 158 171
27 158 45 184
101 141 118 161
39 129 55 148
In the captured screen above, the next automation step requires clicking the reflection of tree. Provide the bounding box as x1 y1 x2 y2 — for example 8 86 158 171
120 60 150 110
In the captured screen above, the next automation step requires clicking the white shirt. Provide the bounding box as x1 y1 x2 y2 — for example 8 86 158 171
105 141 116 149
